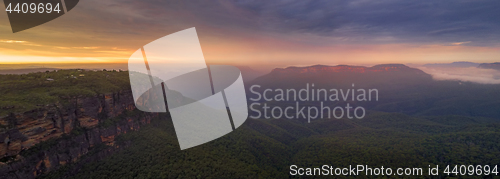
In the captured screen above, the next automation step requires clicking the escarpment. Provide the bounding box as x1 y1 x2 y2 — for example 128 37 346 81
0 90 157 179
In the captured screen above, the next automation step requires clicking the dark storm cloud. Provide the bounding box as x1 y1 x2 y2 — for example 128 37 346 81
2 0 499 50
84 0 495 46
214 0 500 46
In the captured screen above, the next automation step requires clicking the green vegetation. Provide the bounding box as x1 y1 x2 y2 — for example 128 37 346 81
98 109 144 129
42 114 291 179
0 69 130 116
2 69 500 178
39 112 500 179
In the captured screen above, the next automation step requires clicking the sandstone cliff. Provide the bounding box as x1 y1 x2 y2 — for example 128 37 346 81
0 90 156 179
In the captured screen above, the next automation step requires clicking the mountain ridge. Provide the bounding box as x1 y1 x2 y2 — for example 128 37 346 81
478 62 500 71
270 64 425 74
423 61 479 68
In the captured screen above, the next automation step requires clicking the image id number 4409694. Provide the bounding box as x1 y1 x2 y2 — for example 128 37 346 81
6 2 61 14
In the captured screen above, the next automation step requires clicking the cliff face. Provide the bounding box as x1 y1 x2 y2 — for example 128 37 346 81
0 90 156 179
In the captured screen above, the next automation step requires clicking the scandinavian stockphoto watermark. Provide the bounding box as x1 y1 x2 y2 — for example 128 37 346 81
248 83 378 122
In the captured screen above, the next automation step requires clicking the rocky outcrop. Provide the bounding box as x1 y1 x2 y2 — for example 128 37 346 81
0 90 155 179
0 91 135 157
0 113 153 179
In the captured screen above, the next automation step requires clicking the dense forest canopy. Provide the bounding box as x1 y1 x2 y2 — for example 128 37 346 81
0 69 130 116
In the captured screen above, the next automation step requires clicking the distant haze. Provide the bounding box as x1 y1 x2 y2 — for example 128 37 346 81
4 62 500 85
0 63 128 71
417 66 500 84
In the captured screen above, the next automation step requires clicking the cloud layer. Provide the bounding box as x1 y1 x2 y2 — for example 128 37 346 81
419 67 500 84
1 0 499 65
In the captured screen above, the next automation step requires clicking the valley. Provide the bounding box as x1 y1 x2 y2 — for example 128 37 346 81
0 64 499 178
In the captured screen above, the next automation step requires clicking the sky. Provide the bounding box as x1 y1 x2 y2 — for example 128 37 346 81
1 0 500 69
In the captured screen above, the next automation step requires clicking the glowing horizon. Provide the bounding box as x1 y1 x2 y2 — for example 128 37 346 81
2 41 500 67
1 1 500 68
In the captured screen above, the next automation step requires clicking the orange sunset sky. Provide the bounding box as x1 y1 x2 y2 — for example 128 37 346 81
1 0 500 69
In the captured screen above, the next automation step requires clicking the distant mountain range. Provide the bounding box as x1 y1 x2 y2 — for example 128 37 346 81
235 66 266 83
270 64 425 74
423 61 479 68
0 68 59 75
251 64 432 88
422 61 500 71
247 63 500 119
477 62 500 71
